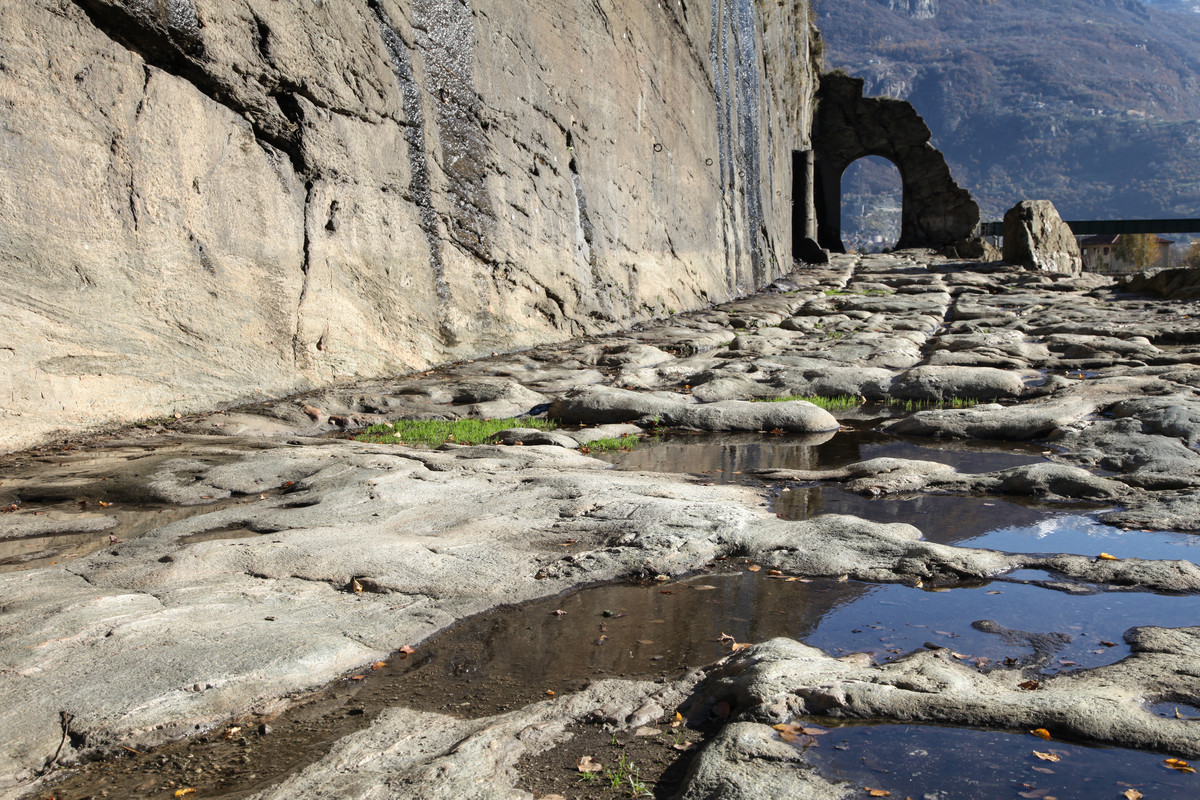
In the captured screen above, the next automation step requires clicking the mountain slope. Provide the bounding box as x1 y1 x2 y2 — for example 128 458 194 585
815 0 1200 225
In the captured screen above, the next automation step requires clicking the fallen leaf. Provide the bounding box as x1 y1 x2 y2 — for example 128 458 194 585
1019 680 1041 690
773 723 802 735
865 789 890 797
1033 750 1061 762
397 645 415 658
539 795 568 800
802 726 829 735
1059 660 1076 666
1098 552 1118 561
98 500 112 508
1124 791 1143 800
634 726 660 737
836 574 849 582
371 661 387 670
717 632 736 643
748 565 762 572
672 741 696 751
1164 757 1197 773
222 726 242 740
350 674 366 681
1032 766 1055 774
351 579 363 593
175 790 196 798
637 639 654 645
577 756 602 773
730 642 751 652
545 689 555 696
1100 641 1117 647
1030 728 1052 741
551 609 566 616
768 569 784 576
671 711 684 728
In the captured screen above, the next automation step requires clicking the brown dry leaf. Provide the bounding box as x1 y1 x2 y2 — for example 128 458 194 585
730 642 751 652
1019 680 1041 691
351 579 364 593
1164 757 1197 773
773 723 802 735
634 726 660 737
577 756 603 773
866 789 891 797
222 726 242 740
1123 791 1143 800
672 741 696 751
748 565 762 572
398 645 415 658
545 690 555 696
671 711 684 728
371 661 387 670
350 674 366 681
836 574 849 582
1033 750 1060 762
174 790 197 798
637 639 654 645
1097 552 1118 561
1030 728 1052 741
768 569 784 576
802 726 830 736
98 500 112 508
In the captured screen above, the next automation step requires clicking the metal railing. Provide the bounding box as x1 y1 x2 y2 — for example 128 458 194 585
979 219 1200 237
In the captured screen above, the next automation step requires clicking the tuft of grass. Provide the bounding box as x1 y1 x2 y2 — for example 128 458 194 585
752 395 863 411
355 417 556 447
580 434 643 453
896 397 980 412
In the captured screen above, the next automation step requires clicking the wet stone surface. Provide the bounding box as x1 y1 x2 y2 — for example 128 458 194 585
8 252 1200 799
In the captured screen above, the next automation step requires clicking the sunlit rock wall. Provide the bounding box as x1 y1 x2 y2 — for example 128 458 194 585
0 0 818 451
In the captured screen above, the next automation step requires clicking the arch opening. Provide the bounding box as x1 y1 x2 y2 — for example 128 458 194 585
840 156 902 253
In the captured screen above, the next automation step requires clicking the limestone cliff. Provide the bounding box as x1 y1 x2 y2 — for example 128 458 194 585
0 0 818 451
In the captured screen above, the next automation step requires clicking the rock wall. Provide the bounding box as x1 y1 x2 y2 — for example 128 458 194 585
0 0 818 452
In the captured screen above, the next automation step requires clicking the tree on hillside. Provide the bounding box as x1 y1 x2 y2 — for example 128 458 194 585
1185 241 1200 268
1113 233 1159 271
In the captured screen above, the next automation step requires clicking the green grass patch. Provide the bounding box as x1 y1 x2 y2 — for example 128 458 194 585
752 395 863 411
896 397 980 411
579 434 643 453
355 417 556 447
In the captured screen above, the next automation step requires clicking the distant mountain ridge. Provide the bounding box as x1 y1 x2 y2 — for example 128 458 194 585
816 0 1200 226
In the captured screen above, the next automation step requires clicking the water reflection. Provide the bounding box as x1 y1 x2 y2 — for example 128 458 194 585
803 723 1195 800
593 427 1049 483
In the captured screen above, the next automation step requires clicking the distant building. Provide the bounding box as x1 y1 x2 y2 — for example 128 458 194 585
1079 233 1173 273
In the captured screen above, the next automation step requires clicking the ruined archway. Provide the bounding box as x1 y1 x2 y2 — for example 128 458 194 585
812 73 979 253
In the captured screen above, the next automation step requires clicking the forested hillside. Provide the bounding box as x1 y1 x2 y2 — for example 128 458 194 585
815 0 1200 233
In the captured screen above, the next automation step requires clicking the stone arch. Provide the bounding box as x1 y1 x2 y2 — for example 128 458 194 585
812 73 979 252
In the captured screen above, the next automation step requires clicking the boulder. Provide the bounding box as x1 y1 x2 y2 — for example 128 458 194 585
1002 200 1083 275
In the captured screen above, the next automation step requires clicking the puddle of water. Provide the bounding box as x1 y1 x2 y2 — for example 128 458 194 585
177 527 261 546
0 501 259 573
593 427 1048 483
48 571 1200 799
800 723 1195 800
775 489 1200 565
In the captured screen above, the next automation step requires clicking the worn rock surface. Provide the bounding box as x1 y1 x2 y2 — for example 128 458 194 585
6 251 1200 799
0 0 819 453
